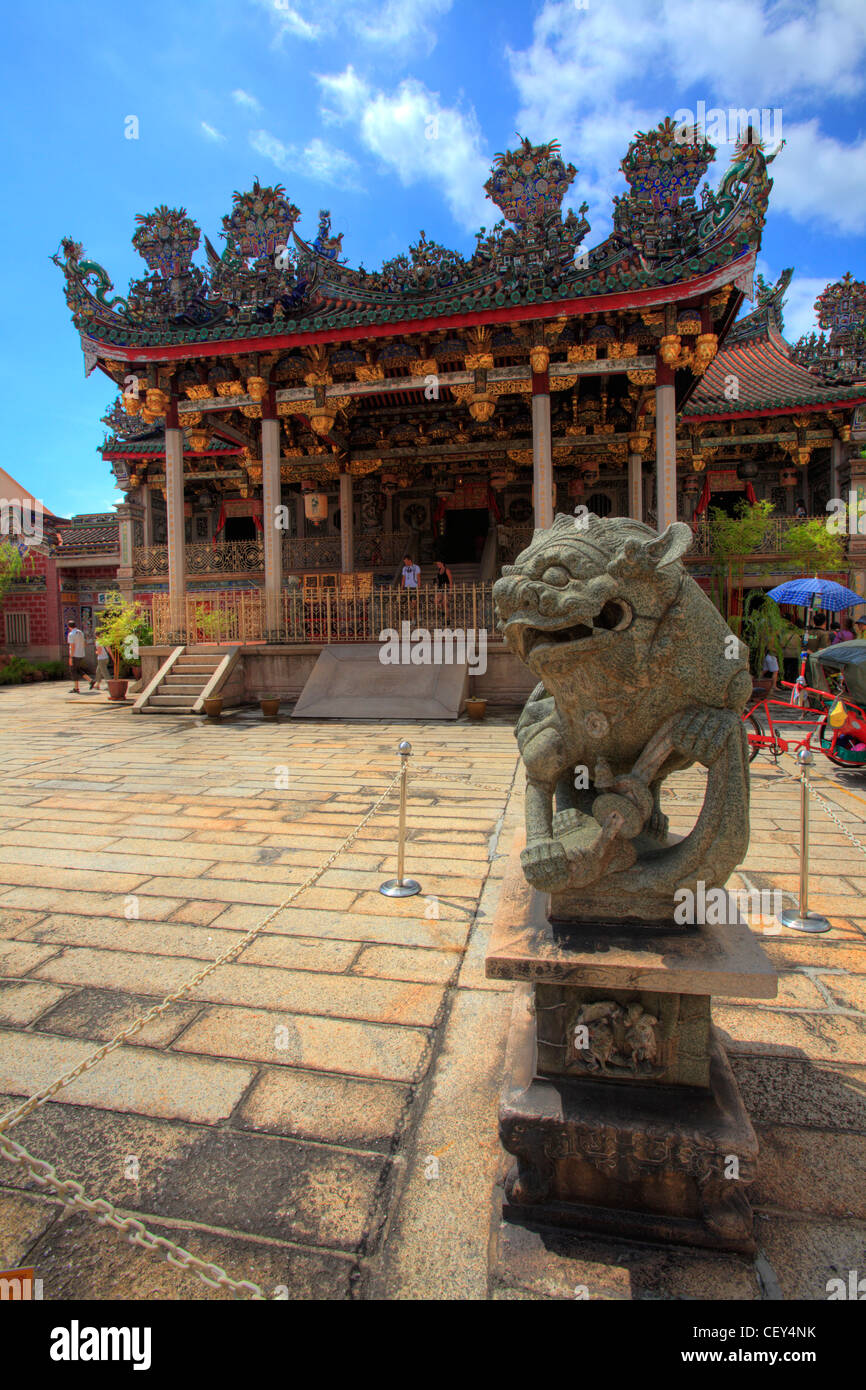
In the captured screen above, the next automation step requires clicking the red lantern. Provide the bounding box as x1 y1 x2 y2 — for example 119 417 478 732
304 493 329 523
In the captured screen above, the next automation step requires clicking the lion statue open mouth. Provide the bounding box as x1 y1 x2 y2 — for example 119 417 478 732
493 513 752 925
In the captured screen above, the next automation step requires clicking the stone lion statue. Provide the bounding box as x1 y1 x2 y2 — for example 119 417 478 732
493 513 752 924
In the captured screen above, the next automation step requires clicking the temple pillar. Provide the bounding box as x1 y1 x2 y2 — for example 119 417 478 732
115 499 143 604
627 453 643 522
164 410 187 642
532 369 554 530
261 401 283 641
830 437 842 503
339 472 354 574
140 483 154 548
655 363 677 531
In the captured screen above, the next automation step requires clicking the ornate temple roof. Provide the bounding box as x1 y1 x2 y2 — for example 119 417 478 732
685 269 866 422
56 126 780 361
790 273 866 384
55 514 119 556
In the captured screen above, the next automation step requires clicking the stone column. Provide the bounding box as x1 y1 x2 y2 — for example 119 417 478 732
164 407 187 642
627 453 643 522
655 363 677 531
339 472 354 574
830 436 842 503
140 483 154 548
532 369 554 530
115 499 143 604
261 398 283 641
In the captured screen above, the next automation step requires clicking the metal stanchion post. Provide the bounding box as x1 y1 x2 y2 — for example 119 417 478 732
379 740 422 898
779 746 831 934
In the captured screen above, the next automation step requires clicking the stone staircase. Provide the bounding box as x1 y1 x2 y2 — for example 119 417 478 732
134 648 237 715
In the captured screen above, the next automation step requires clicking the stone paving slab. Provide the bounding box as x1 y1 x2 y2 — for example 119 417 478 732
1 687 864 1301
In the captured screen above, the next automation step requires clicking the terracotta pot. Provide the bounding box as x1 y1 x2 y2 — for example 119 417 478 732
465 697 487 721
260 698 280 720
203 696 223 720
107 679 129 702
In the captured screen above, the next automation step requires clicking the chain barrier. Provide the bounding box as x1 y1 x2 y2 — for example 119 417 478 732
0 767 401 1300
774 752 866 859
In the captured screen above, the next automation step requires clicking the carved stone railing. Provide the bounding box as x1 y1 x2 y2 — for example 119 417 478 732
137 530 422 580
134 541 265 576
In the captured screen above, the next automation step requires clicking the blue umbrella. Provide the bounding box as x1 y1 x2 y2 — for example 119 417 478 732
766 578 866 612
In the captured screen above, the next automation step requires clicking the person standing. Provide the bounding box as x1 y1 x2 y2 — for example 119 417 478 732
434 558 452 619
833 618 855 644
66 620 90 693
91 639 111 690
401 554 420 603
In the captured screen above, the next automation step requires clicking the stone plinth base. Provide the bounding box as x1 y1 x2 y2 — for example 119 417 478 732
500 985 757 1253
486 833 777 1255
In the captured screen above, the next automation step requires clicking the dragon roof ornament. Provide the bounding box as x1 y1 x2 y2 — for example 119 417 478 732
54 128 779 352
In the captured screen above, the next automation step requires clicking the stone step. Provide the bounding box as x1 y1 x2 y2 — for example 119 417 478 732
146 696 198 710
161 682 207 694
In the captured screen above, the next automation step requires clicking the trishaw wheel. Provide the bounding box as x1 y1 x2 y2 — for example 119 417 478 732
745 713 763 762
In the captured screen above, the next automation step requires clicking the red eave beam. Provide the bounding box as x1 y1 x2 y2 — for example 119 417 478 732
685 395 866 425
82 257 756 365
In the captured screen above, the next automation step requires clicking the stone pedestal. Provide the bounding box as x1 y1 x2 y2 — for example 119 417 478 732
487 834 778 1254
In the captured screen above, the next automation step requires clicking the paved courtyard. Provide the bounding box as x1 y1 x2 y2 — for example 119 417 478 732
0 683 864 1300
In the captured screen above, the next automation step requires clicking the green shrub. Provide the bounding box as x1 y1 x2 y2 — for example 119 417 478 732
0 656 39 685
32 660 65 680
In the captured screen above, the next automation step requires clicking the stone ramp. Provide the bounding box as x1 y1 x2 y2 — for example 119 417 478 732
292 643 469 720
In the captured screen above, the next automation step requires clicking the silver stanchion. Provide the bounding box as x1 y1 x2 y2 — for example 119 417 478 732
778 747 831 934
379 740 422 898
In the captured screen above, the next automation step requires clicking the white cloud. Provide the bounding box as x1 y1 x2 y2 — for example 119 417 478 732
232 89 262 113
249 128 363 191
256 0 453 54
782 275 833 342
768 120 866 236
200 122 226 142
317 65 371 124
507 0 866 236
315 69 489 231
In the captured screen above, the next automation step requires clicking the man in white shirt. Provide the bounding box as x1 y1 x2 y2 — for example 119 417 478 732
401 554 420 599
66 621 90 693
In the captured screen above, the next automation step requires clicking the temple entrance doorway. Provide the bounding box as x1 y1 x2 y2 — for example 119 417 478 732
223 516 257 541
442 508 489 564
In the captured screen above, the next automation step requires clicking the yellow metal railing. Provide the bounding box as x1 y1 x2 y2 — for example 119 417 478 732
151 582 503 646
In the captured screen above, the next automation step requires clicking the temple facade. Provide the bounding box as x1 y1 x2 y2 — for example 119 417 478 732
56 124 866 668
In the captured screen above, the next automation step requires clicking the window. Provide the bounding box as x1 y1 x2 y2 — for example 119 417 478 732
5 612 28 646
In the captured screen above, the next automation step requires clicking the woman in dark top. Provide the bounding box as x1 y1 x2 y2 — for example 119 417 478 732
435 559 452 618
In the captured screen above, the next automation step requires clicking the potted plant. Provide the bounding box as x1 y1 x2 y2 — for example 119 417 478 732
465 679 487 721
203 696 223 720
95 596 148 701
260 696 280 719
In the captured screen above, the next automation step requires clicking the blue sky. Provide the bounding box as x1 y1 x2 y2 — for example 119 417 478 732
1 0 864 518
